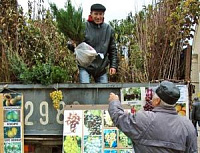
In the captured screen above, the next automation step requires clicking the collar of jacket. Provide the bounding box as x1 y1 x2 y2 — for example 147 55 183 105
152 106 178 115
87 15 104 28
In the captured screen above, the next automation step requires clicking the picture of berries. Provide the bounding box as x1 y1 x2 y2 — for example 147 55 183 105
64 110 82 135
66 112 81 133
84 110 102 135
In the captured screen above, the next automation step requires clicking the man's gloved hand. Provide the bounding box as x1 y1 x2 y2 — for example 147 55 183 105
108 92 119 102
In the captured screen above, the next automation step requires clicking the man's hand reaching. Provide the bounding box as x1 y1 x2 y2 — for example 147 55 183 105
108 92 119 102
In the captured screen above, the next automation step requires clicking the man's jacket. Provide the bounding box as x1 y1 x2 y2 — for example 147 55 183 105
192 101 200 121
82 21 118 77
108 101 197 153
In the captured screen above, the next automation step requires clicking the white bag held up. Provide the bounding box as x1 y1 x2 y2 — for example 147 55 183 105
74 42 98 67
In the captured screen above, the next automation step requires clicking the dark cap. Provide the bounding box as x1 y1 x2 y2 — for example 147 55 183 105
91 4 106 12
155 80 180 105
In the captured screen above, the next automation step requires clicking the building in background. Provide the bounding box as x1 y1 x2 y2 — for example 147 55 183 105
191 23 200 98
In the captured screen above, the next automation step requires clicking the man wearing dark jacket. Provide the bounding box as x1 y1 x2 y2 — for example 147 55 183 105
192 97 200 136
108 80 197 153
68 3 118 83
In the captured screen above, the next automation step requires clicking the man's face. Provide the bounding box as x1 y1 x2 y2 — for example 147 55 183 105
90 11 104 24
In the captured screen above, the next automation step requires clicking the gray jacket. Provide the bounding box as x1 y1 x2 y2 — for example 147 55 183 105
108 101 197 153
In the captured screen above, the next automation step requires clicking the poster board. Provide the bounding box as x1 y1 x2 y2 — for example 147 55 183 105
0 93 24 153
120 85 189 118
175 85 189 118
63 105 135 153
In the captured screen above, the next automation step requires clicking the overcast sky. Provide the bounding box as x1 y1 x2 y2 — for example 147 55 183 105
18 0 153 22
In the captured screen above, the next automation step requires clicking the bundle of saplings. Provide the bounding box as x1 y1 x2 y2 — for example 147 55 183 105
50 0 85 44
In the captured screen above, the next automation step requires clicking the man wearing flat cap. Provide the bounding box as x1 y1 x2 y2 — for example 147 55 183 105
108 80 197 153
68 3 118 83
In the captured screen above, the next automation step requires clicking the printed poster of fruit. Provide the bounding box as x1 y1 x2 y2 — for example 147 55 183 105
118 131 132 148
103 110 114 127
175 103 187 116
84 135 102 153
84 110 102 136
63 110 82 153
175 85 189 118
121 87 146 106
63 135 81 153
63 110 83 135
0 93 24 153
104 129 118 148
63 105 135 153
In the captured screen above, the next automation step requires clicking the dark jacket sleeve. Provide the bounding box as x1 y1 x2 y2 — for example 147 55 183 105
108 28 118 69
191 104 196 120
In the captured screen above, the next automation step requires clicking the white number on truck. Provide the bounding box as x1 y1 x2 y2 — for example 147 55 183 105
40 101 49 125
25 101 34 125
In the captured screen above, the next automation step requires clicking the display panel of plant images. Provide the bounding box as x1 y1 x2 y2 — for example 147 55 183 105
63 106 134 153
0 93 24 153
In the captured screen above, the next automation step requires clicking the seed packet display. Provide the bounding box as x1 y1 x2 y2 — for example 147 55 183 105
63 105 135 153
0 93 24 153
